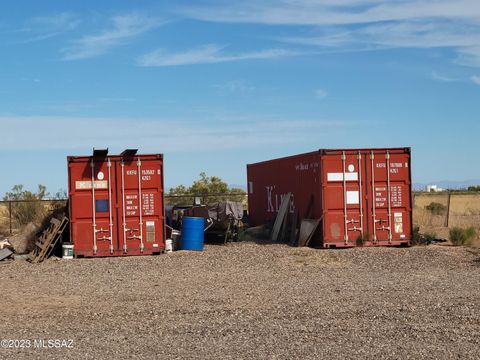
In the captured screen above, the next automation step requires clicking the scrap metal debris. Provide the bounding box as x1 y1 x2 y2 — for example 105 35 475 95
298 218 322 247
0 247 14 263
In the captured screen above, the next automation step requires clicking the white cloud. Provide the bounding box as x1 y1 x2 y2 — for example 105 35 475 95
30 12 81 30
283 20 480 66
137 44 298 66
472 75 480 85
0 116 351 152
213 80 255 94
456 46 480 67
430 71 459 83
61 13 163 60
179 1 480 67
16 12 81 42
314 88 328 99
180 1 480 26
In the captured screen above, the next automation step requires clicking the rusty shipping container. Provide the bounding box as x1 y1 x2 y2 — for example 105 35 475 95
68 150 165 257
247 148 412 248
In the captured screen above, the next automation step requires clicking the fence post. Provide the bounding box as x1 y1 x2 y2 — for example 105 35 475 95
445 192 451 227
9 201 12 235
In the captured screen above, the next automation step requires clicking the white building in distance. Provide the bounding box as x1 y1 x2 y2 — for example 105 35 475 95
426 184 445 192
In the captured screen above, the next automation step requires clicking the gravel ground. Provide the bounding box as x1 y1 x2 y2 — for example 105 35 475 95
0 243 479 359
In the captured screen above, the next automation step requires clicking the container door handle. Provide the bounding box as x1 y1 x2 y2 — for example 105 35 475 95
90 160 97 254
357 151 364 237
107 158 114 254
121 160 127 253
386 151 393 242
342 151 348 244
371 151 377 243
137 158 144 253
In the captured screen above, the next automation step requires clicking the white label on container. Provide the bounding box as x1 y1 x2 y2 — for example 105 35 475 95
153 244 159 247
348 164 355 172
97 171 105 180
142 194 155 216
400 234 406 238
394 212 403 233
327 172 358 182
75 180 108 190
346 191 360 204
146 221 155 226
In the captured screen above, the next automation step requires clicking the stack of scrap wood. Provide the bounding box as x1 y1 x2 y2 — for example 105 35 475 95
29 216 68 263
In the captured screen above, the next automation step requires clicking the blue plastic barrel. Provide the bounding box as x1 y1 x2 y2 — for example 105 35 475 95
181 217 205 251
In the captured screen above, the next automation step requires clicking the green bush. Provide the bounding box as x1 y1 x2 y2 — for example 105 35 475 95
425 202 447 215
412 226 421 245
167 172 246 205
3 184 48 226
424 232 437 243
449 227 476 246
355 235 364 247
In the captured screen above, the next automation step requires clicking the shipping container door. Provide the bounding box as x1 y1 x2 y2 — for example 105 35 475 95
117 157 164 255
322 151 367 246
366 150 411 244
69 158 117 256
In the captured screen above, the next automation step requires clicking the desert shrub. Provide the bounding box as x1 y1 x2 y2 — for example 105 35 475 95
355 231 370 247
412 226 422 245
449 227 476 246
424 232 437 243
425 202 447 215
3 185 48 226
355 235 364 247
465 227 477 241
0 223 9 237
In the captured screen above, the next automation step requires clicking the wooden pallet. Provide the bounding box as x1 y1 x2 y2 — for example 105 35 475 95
29 216 69 263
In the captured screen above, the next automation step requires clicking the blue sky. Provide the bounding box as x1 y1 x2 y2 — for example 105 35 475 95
1 0 479 195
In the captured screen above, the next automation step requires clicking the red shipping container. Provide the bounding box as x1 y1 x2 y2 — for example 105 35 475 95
247 148 412 248
68 150 165 257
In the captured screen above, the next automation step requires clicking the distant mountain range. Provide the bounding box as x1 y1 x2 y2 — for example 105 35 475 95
413 180 480 191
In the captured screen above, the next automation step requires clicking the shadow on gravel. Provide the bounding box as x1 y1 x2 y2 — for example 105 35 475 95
466 248 480 266
238 225 285 246
238 225 329 249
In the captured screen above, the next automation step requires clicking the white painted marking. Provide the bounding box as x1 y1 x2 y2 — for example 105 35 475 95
348 164 355 172
97 171 104 180
346 191 359 204
75 180 108 190
327 172 358 182
394 212 403 233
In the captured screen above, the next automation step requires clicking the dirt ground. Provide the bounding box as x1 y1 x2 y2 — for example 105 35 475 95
0 242 479 360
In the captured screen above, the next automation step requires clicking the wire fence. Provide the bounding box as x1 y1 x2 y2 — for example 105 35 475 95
0 193 248 236
2 192 479 237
